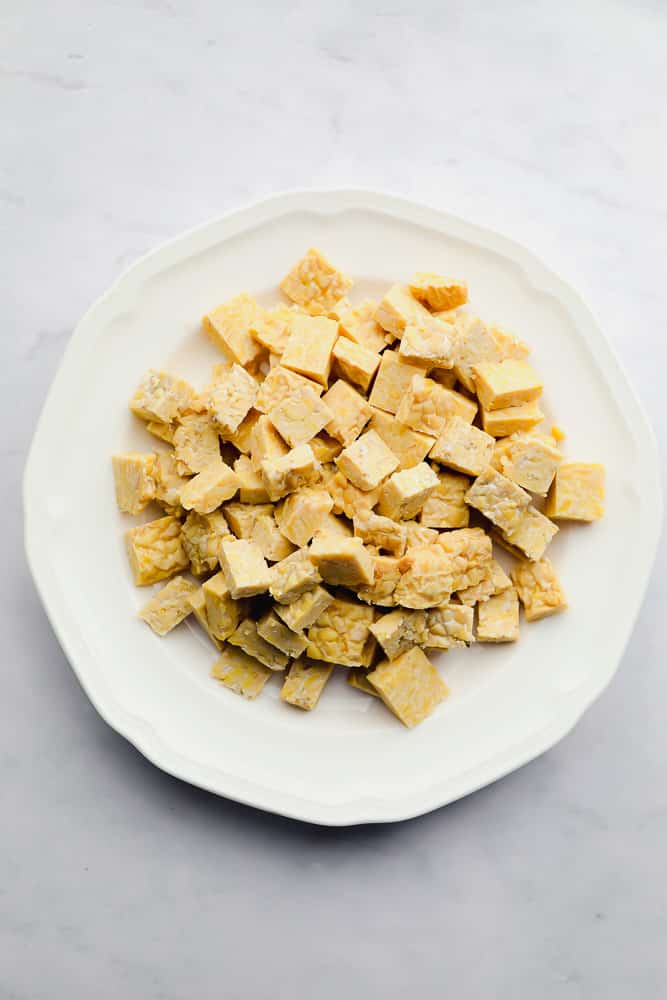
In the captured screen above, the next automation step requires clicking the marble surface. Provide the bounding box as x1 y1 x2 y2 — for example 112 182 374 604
3 1 666 996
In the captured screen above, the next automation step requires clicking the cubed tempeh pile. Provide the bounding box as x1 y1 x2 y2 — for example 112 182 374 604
113 247 605 728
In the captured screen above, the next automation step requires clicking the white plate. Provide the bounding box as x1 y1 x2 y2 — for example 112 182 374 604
24 190 662 825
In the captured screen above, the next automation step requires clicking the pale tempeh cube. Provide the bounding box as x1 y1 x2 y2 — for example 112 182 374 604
544 463 605 521
210 645 273 700
223 502 273 539
368 646 449 728
188 587 223 649
269 549 322 604
353 511 407 557
280 247 352 316
419 470 470 529
251 512 296 562
257 610 309 658
173 413 221 475
126 515 190 586
325 470 380 520
233 455 270 504
398 322 455 369
322 380 373 447
219 538 272 598
130 369 198 424
409 273 468 312
421 604 475 649
370 608 427 660
452 315 502 392
306 595 375 667
332 337 381 392
249 414 289 469
207 363 259 436
394 545 453 609
139 575 198 636
228 618 289 671
465 467 531 535
309 535 375 588
503 505 558 561
368 351 425 415
477 588 520 642
436 527 493 591
376 463 439 521
260 443 320 502
255 365 323 414
335 430 399 492
275 488 334 547
202 293 265 369
357 555 402 606
248 304 293 354
396 373 478 438
267 383 333 447
481 400 544 438
280 657 334 710
473 359 543 411
181 510 231 575
275 585 334 631
511 557 568 622
112 452 157 514
153 450 189 514
309 432 343 463
281 314 338 386
180 458 240 514
404 521 439 548
492 431 562 495
367 408 434 470
429 416 495 476
202 571 244 640
226 408 261 454
313 511 353 540
336 300 387 353
458 558 511 606
374 284 441 339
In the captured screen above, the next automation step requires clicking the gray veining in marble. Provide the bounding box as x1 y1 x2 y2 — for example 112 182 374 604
2 2 666 997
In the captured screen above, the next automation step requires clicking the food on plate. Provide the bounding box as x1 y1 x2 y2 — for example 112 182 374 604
113 247 605 727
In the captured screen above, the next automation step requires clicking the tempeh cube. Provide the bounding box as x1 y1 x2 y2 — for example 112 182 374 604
112 452 157 514
368 646 449 728
477 588 520 642
126 515 190 586
511 558 568 622
280 657 334 710
138 575 198 636
210 645 273 699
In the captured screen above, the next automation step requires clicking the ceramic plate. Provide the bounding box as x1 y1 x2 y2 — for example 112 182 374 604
24 190 662 825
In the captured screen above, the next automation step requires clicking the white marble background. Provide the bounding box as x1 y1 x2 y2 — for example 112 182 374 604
3 1 666 997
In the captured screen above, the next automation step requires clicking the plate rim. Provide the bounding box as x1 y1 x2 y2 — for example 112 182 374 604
23 187 663 826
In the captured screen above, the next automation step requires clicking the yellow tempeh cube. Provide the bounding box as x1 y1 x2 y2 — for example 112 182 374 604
281 314 339 386
332 337 381 392
280 247 352 316
126 515 190 586
210 646 274 700
544 463 605 521
335 430 399 492
180 458 240 514
280 657 334 711
429 416 495 476
477 588 520 642
139 575 198 636
511 558 568 622
112 452 157 515
368 646 449 728
473 359 543 412
202 293 265 369
409 273 468 312
368 351 425 415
